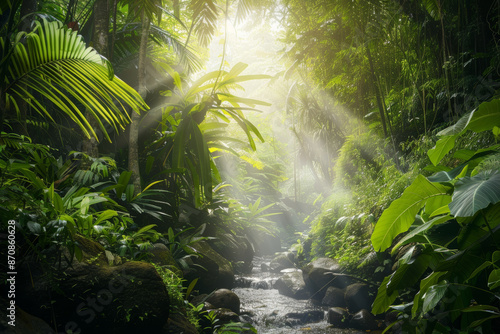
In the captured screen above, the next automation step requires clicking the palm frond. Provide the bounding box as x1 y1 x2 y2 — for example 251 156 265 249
2 19 148 141
190 0 219 47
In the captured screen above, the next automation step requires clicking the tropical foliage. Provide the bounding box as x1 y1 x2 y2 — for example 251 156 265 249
370 100 500 332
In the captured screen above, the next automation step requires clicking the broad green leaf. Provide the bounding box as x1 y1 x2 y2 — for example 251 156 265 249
392 215 452 252
371 175 450 252
467 260 492 283
488 269 500 290
412 271 447 318
428 135 456 166
493 251 500 263
387 253 431 294
466 99 500 133
372 276 399 315
136 224 158 235
449 171 500 217
425 195 452 217
95 210 118 225
422 281 449 313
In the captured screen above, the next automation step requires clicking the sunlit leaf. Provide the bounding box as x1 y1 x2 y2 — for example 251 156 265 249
371 175 450 252
449 171 500 217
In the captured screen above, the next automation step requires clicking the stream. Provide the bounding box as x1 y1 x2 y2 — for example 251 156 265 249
234 256 364 334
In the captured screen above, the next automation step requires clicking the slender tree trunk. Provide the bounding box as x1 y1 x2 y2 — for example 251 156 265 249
83 0 109 159
128 12 150 194
366 44 388 138
15 0 38 136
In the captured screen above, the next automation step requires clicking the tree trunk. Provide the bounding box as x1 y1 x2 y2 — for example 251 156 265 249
128 12 150 194
15 0 38 136
366 44 388 138
82 0 109 159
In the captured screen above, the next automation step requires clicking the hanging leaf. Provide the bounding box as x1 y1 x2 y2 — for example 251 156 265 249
449 171 500 217
371 175 450 252
422 281 449 314
372 276 399 315
412 271 447 318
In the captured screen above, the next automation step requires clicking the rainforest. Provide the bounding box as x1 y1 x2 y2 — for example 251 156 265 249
1 0 500 333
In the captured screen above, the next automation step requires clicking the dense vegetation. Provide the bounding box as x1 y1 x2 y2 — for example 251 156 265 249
1 0 500 333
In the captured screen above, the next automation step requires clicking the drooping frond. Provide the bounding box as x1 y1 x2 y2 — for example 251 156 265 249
190 0 219 47
2 19 148 140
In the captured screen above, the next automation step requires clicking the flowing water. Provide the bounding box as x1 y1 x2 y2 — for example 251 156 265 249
234 257 364 334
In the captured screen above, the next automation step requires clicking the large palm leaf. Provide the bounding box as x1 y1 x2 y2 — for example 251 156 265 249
1 18 148 141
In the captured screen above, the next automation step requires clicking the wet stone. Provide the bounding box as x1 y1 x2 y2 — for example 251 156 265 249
327 307 350 328
350 309 379 331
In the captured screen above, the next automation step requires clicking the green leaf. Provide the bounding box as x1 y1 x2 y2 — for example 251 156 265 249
488 269 500 290
95 210 118 225
387 253 431 294
422 281 449 313
428 135 457 166
392 215 452 252
372 276 399 315
449 171 500 217
412 271 447 318
466 99 500 133
371 175 450 252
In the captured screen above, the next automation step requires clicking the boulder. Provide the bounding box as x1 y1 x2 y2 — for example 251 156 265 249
327 307 350 328
269 252 295 272
209 232 254 265
246 227 281 255
187 241 234 293
344 283 373 313
233 261 253 275
302 258 342 300
149 243 179 268
321 286 346 307
0 298 55 334
350 309 379 330
205 289 240 315
274 270 310 299
16 236 170 334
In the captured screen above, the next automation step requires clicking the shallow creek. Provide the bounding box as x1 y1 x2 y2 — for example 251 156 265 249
233 256 364 334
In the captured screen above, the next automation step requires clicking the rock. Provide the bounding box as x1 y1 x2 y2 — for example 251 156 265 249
285 310 324 324
104 250 122 266
0 298 56 334
235 277 252 288
344 283 373 313
321 286 346 307
327 307 350 328
210 232 254 265
261 263 270 271
350 309 379 330
187 241 234 293
246 227 281 255
302 258 342 300
233 261 253 275
205 289 240 314
16 235 170 334
270 252 295 272
250 280 270 290
323 272 352 289
274 270 310 299
149 243 179 267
